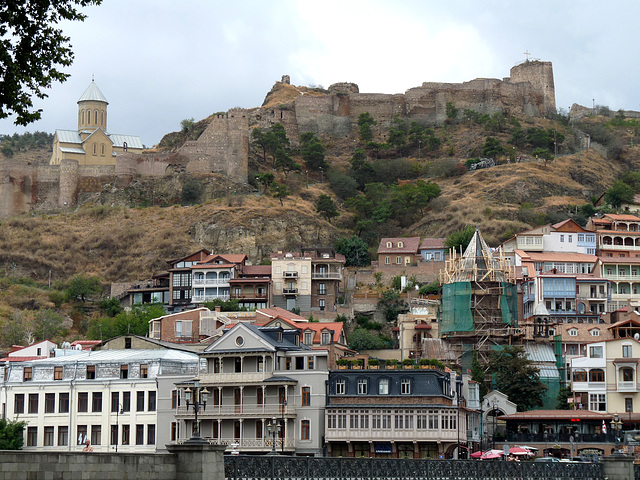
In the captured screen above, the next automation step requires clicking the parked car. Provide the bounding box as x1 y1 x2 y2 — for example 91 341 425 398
534 457 560 463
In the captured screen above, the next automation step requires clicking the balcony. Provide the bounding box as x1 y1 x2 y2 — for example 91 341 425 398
506 432 614 443
178 436 295 452
576 293 608 300
616 380 637 392
192 294 230 303
198 371 271 384
282 288 298 295
193 278 231 287
599 244 640 252
229 293 268 300
283 272 298 278
176 403 296 419
311 272 342 280
325 428 459 442
605 274 640 281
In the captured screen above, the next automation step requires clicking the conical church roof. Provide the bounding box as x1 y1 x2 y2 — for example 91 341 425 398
78 80 108 104
453 229 508 282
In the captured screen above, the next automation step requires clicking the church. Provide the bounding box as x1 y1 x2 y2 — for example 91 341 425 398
49 81 143 166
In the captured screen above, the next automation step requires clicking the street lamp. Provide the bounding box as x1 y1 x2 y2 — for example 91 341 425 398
115 403 123 452
456 393 465 459
487 401 498 449
281 400 287 454
479 402 485 452
267 417 281 455
184 378 210 443
610 414 623 451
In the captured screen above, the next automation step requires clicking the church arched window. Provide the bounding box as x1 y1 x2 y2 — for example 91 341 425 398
87 110 91 123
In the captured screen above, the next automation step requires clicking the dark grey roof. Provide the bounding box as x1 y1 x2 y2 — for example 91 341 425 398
265 376 298 383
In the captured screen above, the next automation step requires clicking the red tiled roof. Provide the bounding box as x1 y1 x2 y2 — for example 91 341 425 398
191 263 236 269
256 307 307 321
377 237 421 254
419 238 446 249
299 322 344 343
514 250 597 262
0 356 46 362
200 254 247 264
241 265 271 276
604 213 640 221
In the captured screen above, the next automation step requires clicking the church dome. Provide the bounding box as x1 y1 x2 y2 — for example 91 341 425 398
78 80 108 104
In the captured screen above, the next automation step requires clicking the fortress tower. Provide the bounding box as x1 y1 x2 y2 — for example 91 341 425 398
509 60 556 116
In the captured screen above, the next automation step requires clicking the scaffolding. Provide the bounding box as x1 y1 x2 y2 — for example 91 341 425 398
439 229 521 366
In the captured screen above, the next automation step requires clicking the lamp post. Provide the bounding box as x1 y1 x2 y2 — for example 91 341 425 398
487 401 498 449
184 378 210 443
267 417 281 455
281 399 287 454
479 402 485 452
610 413 623 452
115 403 123 452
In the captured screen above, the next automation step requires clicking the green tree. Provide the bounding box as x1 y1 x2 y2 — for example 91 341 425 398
100 297 123 317
0 312 27 346
65 275 101 302
181 178 203 204
0 418 26 449
556 385 573 410
377 290 409 322
256 172 275 194
88 304 165 340
204 298 244 312
470 350 488 399
357 112 377 142
482 136 505 158
316 194 339 223
387 115 407 152
275 147 301 180
271 183 290 206
33 309 66 341
445 225 475 252
0 1 103 125
605 180 635 208
489 345 547 411
180 118 195 132
347 327 392 350
300 132 327 171
418 281 441 296
335 235 370 267
445 102 459 123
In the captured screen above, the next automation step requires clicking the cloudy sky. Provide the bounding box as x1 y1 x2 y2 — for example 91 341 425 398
1 1 638 147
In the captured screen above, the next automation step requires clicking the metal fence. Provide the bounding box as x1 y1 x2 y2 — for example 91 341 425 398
224 456 604 480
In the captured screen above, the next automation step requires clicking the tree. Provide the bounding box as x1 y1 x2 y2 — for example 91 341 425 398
556 385 573 410
256 172 275 194
33 309 66 341
100 297 123 317
387 115 407 152
0 312 28 346
482 136 505 158
88 304 165 340
271 183 290 206
605 180 635 208
377 290 409 322
357 112 376 142
204 298 244 312
180 118 195 132
65 275 101 302
300 132 327 171
489 346 547 411
470 350 488 399
348 327 391 350
445 102 459 123
0 418 25 449
445 225 475 252
316 194 339 223
0 1 102 125
335 235 370 267
274 147 301 180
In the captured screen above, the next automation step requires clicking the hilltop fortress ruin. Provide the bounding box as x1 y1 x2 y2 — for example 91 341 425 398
0 60 555 217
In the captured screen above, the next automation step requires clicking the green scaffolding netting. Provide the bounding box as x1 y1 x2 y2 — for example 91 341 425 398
500 282 518 326
440 282 473 333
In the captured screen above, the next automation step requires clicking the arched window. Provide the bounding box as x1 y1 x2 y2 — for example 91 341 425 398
100 111 104 126
589 369 605 382
87 110 91 123
81 110 84 124
93 143 96 155
398 241 404 248
101 144 105 155
386 242 392 248
123 141 128 152
621 367 634 382
94 110 98 125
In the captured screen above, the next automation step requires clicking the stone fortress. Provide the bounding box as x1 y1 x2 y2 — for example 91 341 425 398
0 60 555 217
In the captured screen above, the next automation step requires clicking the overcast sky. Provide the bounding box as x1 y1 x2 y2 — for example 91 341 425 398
1 1 638 147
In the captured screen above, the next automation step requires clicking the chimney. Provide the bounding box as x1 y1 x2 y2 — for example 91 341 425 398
215 306 221 313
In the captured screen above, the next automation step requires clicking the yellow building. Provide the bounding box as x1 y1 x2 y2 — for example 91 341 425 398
49 80 143 165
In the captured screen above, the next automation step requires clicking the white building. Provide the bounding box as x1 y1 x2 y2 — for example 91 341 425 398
0 349 198 452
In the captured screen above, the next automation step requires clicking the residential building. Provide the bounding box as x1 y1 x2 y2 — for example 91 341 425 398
593 256 640 312
0 349 198 452
270 248 345 313
393 298 439 360
49 80 143 166
587 213 640 257
229 264 271 310
325 365 465 458
168 249 211 309
377 237 421 266
148 307 231 343
419 238 447 262
0 340 57 362
558 323 613 386
116 273 170 308
175 322 328 456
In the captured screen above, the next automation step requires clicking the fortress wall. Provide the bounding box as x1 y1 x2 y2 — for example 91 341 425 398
35 165 61 210
294 95 352 138
0 162 37 217
509 61 556 114
58 159 79 207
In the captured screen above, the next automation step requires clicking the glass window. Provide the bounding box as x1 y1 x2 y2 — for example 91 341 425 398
28 393 39 414
58 426 68 446
111 392 119 412
122 425 130 445
86 365 95 379
110 425 118 446
379 378 389 394
301 420 310 440
140 365 148 378
589 369 605 382
302 387 311 406
308 357 315 370
77 425 87 445
137 391 145 412
590 346 603 358
59 393 69 413
14 394 24 414
122 392 131 412
92 392 102 412
148 391 156 412
357 379 368 395
23 367 32 382
27 427 37 446
623 345 632 358
45 393 55 414
54 366 63 380
44 426 54 446
147 424 155 445
120 365 128 379
336 379 345 395
77 392 88 412
136 424 144 445
401 378 411 394
91 425 101 446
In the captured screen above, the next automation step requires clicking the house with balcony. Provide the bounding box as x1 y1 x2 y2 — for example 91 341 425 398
168 249 211 309
270 248 345 313
325 366 467 459
558 323 613 387
148 307 231 343
593 256 640 312
174 322 328 456
377 237 421 267
0 349 198 453
229 264 271 310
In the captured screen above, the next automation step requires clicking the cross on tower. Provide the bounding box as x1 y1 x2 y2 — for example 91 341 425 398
524 50 531 61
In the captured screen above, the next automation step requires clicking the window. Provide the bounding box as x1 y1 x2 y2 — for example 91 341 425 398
59 393 69 413
589 393 606 411
27 427 37 446
626 398 634 413
148 391 156 412
590 346 603 358
43 426 54 446
568 235 573 243
110 425 118 446
623 345 633 358
171 422 178 441
573 370 587 382
257 388 263 405
255 421 262 439
302 387 311 406
58 426 68 446
14 394 24 414
120 365 129 379
23 367 32 381
622 368 634 382
77 392 88 412
560 235 564 242
111 392 120 412
54 366 63 380
386 242 392 248
357 379 368 395
101 144 105 155
304 331 313 345
91 425 101 445
124 337 132 349
28 393 38 414
122 392 131 412
147 424 155 445
45 393 55 414
93 143 96 155
385 256 390 264
122 425 130 445
568 329 578 336
301 420 310 440
589 369 605 382
318 283 326 295
321 331 331 345
396 256 402 264
77 425 87 445
401 378 411 394
379 378 389 394
92 392 102 412
137 391 145 412
590 329 600 336
136 424 144 445
86 365 95 379
308 357 314 370
336 379 345 395
319 299 325 311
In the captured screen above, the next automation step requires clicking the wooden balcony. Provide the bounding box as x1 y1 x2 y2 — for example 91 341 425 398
175 403 295 419
325 428 459 442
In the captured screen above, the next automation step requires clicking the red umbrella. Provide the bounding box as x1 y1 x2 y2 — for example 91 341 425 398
509 447 534 456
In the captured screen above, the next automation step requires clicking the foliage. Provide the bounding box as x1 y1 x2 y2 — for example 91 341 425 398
357 112 377 142
387 115 408 152
470 350 488 399
556 385 573 410
347 327 392 350
65 275 101 302
0 418 25 449
203 298 246 312
0 312 28 346
33 308 66 341
526 127 564 151
482 137 505 158
605 180 635 208
100 297 123 317
180 118 195 132
0 0 103 125
445 225 475 252
532 147 552 160
256 172 275 194
335 235 370 267
271 183 290 206
377 290 409 322
88 303 166 340
356 315 382 331
300 132 327 171
252 124 290 168
390 275 402 291
328 169 359 199
48 290 66 308
316 194 339 223
418 281 441 295
445 102 459 123
0 131 54 153
181 178 203 204
489 346 547 411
